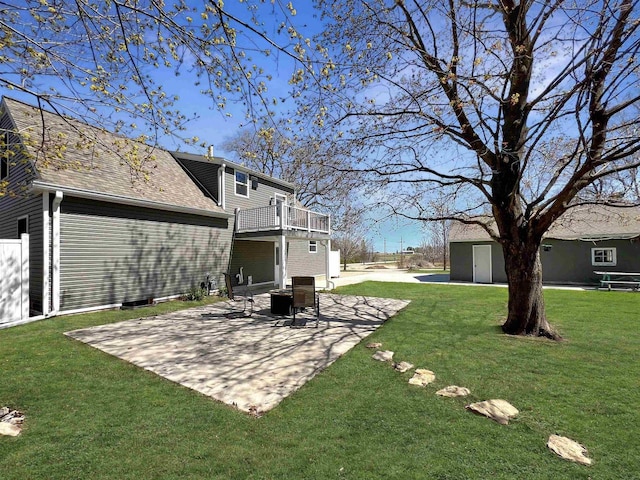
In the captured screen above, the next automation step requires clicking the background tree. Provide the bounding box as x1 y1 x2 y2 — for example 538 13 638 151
221 123 360 222
422 220 451 270
332 205 367 271
305 0 640 339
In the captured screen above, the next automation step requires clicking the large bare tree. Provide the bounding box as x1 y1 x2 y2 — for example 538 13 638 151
301 0 640 339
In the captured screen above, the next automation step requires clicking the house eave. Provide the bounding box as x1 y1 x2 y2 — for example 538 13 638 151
30 181 233 219
449 238 494 243
451 233 640 243
235 230 331 241
170 151 296 191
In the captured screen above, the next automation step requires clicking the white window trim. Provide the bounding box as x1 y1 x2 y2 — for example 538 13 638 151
591 247 617 266
309 240 318 253
17 214 29 237
234 169 249 198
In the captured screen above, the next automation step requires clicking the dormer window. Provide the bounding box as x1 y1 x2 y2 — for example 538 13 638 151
235 170 249 197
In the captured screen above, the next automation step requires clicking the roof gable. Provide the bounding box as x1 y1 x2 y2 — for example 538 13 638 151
171 150 296 193
2 97 223 215
450 205 640 242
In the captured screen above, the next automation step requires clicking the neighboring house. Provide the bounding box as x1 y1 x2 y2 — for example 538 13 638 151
449 205 640 285
0 97 331 321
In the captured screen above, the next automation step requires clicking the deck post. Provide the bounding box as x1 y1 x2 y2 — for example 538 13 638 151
279 205 286 230
325 239 331 289
278 235 287 289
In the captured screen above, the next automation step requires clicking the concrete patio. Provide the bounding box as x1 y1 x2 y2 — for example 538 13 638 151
65 293 410 415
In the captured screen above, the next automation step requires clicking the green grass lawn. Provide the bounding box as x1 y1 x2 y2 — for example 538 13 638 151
1 284 638 479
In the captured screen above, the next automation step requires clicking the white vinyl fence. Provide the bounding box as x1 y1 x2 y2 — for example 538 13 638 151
0 234 29 328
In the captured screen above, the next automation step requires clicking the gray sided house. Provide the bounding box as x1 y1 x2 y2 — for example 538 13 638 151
172 152 331 290
449 205 640 285
0 97 331 322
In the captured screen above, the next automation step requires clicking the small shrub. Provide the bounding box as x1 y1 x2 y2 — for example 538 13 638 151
184 286 208 301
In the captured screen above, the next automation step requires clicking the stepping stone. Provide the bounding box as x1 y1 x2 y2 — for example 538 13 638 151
393 361 414 373
436 385 471 397
0 422 21 437
547 435 592 466
372 350 394 362
366 342 383 349
465 399 518 425
0 407 24 437
408 369 435 386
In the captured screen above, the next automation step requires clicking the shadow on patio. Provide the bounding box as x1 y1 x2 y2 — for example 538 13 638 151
65 293 410 415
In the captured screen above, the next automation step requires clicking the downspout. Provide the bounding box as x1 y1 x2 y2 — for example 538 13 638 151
50 191 63 315
325 239 332 290
220 162 226 211
217 164 223 207
278 235 287 289
42 193 50 316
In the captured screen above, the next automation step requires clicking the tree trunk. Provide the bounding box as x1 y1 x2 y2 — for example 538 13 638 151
501 240 562 340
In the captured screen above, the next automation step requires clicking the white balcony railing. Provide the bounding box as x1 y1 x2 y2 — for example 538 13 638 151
235 204 330 234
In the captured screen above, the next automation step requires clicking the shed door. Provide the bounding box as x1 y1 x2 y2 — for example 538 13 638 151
472 245 492 283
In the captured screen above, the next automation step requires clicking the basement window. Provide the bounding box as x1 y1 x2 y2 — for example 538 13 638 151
591 247 616 266
309 240 318 253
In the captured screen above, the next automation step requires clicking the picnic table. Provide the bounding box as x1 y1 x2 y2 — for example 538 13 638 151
594 271 640 291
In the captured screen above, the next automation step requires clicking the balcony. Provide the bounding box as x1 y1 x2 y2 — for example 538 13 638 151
235 205 330 235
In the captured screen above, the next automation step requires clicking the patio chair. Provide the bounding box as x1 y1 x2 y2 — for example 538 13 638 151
224 273 254 318
291 276 319 328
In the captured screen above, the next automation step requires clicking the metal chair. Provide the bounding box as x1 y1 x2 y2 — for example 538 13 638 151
224 273 254 317
291 276 319 327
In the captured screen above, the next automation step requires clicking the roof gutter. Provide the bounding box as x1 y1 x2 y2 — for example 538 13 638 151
30 181 233 219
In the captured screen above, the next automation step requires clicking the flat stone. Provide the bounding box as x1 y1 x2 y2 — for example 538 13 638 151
366 342 382 349
547 434 592 466
436 385 471 397
0 422 21 437
372 350 394 362
465 399 519 425
393 361 414 373
408 368 436 386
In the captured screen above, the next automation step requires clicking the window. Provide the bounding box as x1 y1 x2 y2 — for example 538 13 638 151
17 216 28 237
309 240 318 253
1 131 8 181
592 247 616 266
235 170 249 197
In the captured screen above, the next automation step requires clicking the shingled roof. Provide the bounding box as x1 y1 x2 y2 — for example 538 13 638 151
450 205 640 242
2 97 225 216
